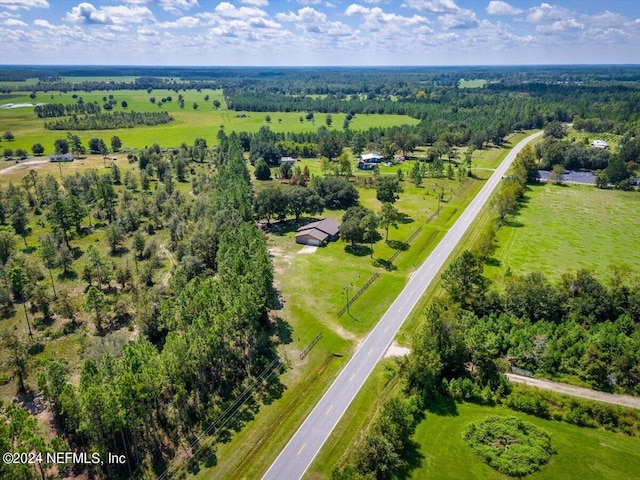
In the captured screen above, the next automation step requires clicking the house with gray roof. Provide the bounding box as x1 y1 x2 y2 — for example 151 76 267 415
295 218 340 246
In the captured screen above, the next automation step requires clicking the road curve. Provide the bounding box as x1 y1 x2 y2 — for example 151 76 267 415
262 131 544 480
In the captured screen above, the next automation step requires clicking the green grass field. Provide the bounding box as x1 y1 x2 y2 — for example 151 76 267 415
410 400 640 480
485 183 640 282
0 89 419 152
459 79 487 89
308 374 640 480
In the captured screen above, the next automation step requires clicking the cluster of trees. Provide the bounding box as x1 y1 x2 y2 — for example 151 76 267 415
254 185 323 223
44 111 173 130
403 249 640 401
24 135 279 477
332 395 421 480
34 102 101 118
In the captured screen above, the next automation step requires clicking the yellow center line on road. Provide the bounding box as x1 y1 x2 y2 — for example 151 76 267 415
384 325 390 332
325 405 333 416
368 348 374 356
349 374 355 382
297 443 307 456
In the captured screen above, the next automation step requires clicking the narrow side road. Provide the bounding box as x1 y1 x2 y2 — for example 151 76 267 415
262 131 544 480
506 374 640 410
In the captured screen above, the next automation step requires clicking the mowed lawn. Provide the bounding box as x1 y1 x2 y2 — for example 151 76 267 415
486 183 640 281
411 400 640 480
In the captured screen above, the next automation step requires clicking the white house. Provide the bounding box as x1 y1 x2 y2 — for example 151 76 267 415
279 156 295 165
592 139 609 150
360 152 383 163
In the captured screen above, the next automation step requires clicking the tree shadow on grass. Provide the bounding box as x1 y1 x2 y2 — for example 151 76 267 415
398 212 414 224
425 394 459 417
270 316 292 345
373 258 397 271
396 439 426 480
485 257 501 267
387 240 409 251
345 244 372 257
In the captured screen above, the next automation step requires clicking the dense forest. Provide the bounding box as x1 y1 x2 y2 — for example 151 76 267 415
0 133 282 478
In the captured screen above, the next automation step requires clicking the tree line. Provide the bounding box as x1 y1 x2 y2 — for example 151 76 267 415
44 111 173 130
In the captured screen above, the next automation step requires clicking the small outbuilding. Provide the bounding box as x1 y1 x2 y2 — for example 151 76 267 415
295 218 340 246
49 153 74 162
280 156 296 165
592 139 609 150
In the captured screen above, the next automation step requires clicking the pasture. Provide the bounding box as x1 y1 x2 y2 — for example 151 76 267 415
485 183 640 282
0 89 419 152
410 400 640 480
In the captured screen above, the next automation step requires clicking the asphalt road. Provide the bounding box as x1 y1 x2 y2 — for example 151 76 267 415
262 131 544 480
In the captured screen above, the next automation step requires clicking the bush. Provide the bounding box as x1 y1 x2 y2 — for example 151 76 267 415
464 416 552 477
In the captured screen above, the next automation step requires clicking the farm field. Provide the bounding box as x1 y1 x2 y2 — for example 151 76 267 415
0 89 419 152
485 183 640 282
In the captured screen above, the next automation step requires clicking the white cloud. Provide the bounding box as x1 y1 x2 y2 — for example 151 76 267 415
536 18 584 34
1 17 26 25
66 3 155 25
486 1 521 16
296 0 323 5
241 0 268 6
439 9 478 29
345 4 429 25
158 15 200 28
277 6 351 36
401 0 460 14
526 3 569 23
122 0 198 13
213 2 268 19
0 0 47 10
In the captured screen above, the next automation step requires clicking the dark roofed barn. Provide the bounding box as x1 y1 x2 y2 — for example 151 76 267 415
295 218 340 246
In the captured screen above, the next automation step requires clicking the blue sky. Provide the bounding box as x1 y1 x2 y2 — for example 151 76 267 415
0 0 638 65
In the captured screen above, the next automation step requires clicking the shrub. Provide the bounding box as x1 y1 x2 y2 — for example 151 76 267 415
464 416 552 477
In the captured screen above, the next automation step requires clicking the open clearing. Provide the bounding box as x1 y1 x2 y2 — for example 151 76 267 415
410 400 640 480
486 183 640 282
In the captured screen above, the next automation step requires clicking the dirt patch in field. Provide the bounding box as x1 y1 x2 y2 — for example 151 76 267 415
297 245 318 254
384 341 411 358
0 159 48 176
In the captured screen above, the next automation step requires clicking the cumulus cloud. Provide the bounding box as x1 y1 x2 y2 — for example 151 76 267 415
486 1 521 16
241 0 268 6
536 18 584 34
526 2 569 23
158 15 200 28
277 6 351 36
122 0 198 13
439 9 478 29
66 3 155 25
1 17 26 26
213 2 268 19
0 0 48 10
401 0 460 14
345 4 429 25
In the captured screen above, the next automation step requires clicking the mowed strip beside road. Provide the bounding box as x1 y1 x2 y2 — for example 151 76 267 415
262 131 544 480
